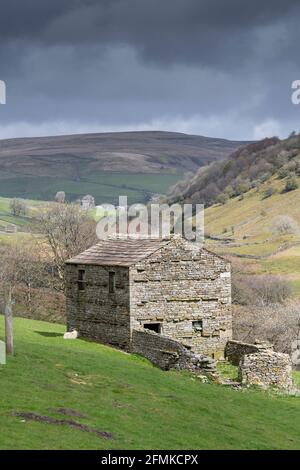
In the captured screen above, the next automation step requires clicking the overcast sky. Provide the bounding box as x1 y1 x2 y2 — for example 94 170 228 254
0 0 299 140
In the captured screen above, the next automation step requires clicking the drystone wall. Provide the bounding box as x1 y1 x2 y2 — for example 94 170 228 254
225 340 272 366
129 237 232 359
238 350 293 390
132 329 217 377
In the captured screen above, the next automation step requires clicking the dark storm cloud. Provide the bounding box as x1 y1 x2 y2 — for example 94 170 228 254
0 0 299 139
1 0 300 67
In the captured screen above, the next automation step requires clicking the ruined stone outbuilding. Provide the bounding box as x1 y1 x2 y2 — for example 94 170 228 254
226 340 295 391
65 236 232 360
239 350 293 390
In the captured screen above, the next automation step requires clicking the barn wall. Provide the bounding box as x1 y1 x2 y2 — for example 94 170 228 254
129 238 232 358
65 264 130 349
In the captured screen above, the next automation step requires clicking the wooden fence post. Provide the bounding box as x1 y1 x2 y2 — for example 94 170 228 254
5 287 14 355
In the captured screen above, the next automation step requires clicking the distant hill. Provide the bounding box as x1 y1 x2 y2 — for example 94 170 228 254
0 131 247 203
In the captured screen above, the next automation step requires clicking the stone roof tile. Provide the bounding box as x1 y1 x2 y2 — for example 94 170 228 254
66 238 171 267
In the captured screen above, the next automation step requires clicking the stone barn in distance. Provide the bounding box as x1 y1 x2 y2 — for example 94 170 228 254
65 236 232 359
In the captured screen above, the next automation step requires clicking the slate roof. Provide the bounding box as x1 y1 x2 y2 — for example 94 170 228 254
66 238 172 267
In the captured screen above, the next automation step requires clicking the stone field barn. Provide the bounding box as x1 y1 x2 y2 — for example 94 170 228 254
65 236 232 359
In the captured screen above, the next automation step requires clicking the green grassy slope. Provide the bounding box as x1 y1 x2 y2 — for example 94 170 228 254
0 197 31 227
0 317 299 450
0 197 46 242
0 172 183 205
204 175 300 295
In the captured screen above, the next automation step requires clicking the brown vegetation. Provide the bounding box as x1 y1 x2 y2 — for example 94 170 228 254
233 302 300 355
232 274 293 306
166 133 300 207
0 131 246 178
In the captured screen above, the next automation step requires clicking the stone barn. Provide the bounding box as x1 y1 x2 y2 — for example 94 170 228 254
65 236 232 359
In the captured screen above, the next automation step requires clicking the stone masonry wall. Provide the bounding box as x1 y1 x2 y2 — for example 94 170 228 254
132 329 217 376
66 264 131 349
225 340 269 366
129 238 232 359
238 350 293 390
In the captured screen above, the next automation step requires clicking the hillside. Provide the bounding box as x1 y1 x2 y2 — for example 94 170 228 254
166 136 290 206
196 133 300 295
0 131 247 204
161 133 300 294
204 174 300 294
0 317 299 450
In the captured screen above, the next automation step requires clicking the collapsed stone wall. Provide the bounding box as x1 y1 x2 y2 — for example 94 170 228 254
132 329 217 377
225 339 272 366
238 350 293 390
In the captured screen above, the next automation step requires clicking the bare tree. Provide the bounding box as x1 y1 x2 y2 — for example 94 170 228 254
34 203 97 287
54 191 66 204
232 274 292 306
233 301 300 355
9 198 27 217
0 241 63 323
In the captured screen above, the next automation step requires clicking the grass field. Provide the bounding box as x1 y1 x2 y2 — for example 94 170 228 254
204 176 300 295
0 196 46 231
0 317 299 450
0 172 183 205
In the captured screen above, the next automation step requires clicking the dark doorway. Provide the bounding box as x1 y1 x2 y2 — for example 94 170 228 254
144 323 162 334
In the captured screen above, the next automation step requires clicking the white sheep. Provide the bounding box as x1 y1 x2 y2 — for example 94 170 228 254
63 330 78 340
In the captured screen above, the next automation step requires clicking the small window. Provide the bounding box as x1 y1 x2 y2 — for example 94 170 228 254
192 320 203 332
78 269 86 291
109 271 116 293
144 323 161 334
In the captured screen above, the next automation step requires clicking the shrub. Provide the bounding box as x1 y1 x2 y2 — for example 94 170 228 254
259 172 272 183
261 186 276 200
224 185 234 197
284 176 298 192
232 274 293 306
234 183 250 196
216 193 229 205
278 168 290 179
